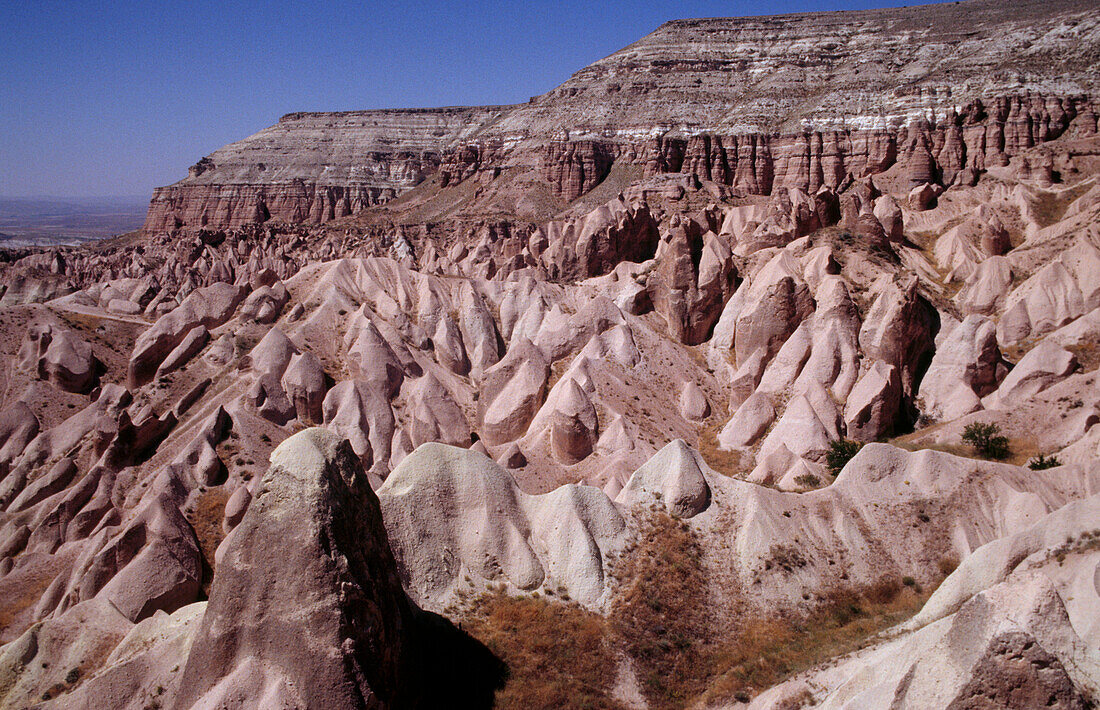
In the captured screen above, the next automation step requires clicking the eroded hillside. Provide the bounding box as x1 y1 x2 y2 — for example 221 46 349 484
1 0 1100 707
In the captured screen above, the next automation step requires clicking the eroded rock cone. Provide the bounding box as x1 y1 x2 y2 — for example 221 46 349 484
176 428 414 708
679 380 711 421
844 360 902 441
550 379 599 464
128 282 246 387
945 631 1091 710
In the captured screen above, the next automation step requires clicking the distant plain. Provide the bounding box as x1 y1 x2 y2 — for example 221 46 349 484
0 196 146 247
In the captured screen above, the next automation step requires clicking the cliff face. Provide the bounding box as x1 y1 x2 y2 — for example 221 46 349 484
497 0 1100 139
636 95 1098 189
144 0 1100 232
143 107 513 232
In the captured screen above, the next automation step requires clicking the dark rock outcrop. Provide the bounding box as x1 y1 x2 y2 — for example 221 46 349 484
946 631 1091 710
176 428 502 709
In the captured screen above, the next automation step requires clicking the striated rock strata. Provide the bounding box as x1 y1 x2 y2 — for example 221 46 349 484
143 0 1100 232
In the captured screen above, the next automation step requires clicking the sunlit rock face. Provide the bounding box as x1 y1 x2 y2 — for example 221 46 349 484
143 0 1099 232
3 1 1100 707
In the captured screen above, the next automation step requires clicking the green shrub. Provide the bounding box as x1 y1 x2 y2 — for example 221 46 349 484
961 422 1011 460
984 437 1010 460
826 439 863 477
1028 453 1062 470
794 473 821 489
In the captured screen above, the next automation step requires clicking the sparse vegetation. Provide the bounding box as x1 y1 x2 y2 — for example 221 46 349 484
938 556 960 577
1028 453 1062 470
185 486 230 596
545 357 571 393
1064 341 1100 371
1028 179 1094 227
601 509 940 706
1050 529 1100 566
610 509 709 709
892 426 1037 467
826 439 863 476
701 578 933 704
794 473 822 489
462 590 625 710
0 562 60 632
961 422 1011 460
764 545 808 573
697 420 747 477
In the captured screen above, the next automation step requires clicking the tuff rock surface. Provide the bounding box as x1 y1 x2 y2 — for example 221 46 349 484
2 1 1100 707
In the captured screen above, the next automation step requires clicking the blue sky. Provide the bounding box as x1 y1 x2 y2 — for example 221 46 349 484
1 0 954 199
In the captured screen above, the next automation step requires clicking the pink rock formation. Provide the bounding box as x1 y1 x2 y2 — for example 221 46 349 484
549 379 599 464
983 341 1078 410
918 315 1003 421
156 325 209 377
129 282 246 386
733 252 815 365
282 350 328 424
18 323 100 393
679 380 711 422
719 391 775 450
844 361 902 441
858 277 936 397
176 429 501 708
617 440 710 518
175 429 411 707
478 339 549 445
1 5 1099 707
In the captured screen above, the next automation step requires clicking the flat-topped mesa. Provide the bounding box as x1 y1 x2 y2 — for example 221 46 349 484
143 106 514 232
500 0 1100 139
143 0 1100 233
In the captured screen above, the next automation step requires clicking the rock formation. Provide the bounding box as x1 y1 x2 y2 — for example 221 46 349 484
2 1 1100 706
175 429 412 708
142 0 1099 233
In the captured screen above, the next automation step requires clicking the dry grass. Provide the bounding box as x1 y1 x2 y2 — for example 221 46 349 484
457 510 945 708
186 486 229 596
683 343 709 370
1001 438 1041 468
892 433 1039 468
462 590 626 710
1028 181 1093 228
609 509 711 709
1067 341 1100 371
0 562 59 640
697 420 746 477
545 357 571 393
606 509 937 706
793 473 823 490
892 437 974 459
55 310 107 333
701 580 931 704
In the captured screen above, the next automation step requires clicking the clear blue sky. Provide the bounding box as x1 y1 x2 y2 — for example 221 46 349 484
1 0 954 199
